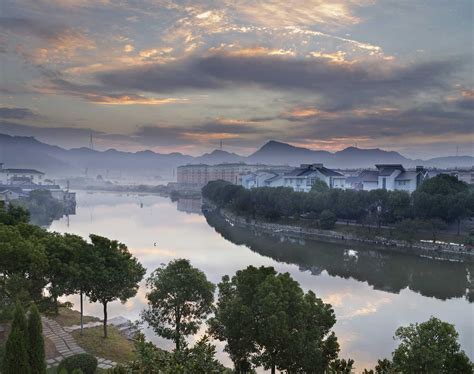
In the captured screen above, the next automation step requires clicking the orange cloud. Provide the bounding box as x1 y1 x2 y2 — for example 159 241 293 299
88 94 187 105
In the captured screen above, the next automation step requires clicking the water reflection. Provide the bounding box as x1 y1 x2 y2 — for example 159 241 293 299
204 211 474 302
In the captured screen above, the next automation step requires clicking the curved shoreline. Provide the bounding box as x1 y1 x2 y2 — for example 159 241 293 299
205 206 473 263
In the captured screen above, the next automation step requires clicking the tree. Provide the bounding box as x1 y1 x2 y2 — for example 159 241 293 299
66 234 95 336
209 266 341 373
320 209 337 230
3 301 30 374
310 179 330 193
0 204 30 225
392 317 473 373
87 235 145 338
142 259 215 351
28 304 46 374
42 232 75 315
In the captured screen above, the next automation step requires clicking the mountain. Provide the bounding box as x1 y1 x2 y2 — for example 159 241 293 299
248 141 413 168
248 140 331 165
195 149 244 164
0 135 472 180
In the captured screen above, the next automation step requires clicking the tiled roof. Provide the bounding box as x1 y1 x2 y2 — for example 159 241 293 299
359 170 379 182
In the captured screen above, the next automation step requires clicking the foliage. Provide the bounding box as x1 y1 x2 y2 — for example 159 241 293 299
3 301 30 374
28 304 46 374
57 353 98 374
203 176 474 232
328 358 355 373
319 209 337 229
310 179 330 193
209 265 344 373
117 334 228 374
86 235 146 338
142 259 215 350
0 204 30 225
392 317 473 373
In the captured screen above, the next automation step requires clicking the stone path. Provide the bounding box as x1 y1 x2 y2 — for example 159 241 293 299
42 316 118 370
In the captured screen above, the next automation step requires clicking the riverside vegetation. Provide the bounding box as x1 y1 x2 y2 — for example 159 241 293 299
1 202 472 373
202 174 474 245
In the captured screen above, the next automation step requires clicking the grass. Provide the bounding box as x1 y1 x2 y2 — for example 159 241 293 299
72 325 135 364
47 306 100 327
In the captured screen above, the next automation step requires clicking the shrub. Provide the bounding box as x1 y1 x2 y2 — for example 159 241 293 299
28 304 46 374
3 301 29 374
320 210 337 230
57 353 98 374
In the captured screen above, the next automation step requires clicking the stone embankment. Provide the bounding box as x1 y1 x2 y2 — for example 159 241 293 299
210 206 473 262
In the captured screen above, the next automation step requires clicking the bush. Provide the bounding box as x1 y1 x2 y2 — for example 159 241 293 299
320 210 337 230
57 353 98 374
28 303 46 374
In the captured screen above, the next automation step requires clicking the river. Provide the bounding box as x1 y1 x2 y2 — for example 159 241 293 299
49 191 474 372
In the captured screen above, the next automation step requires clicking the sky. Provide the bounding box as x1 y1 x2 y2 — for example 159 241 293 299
0 0 473 158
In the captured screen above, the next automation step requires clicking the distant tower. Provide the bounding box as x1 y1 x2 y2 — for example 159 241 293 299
220 140 223 151
89 132 94 150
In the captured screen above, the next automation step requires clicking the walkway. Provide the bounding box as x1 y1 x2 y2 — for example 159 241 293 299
42 316 117 370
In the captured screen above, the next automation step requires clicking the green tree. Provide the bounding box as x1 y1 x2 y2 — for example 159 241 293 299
3 301 30 374
310 179 330 193
320 209 337 230
28 304 46 374
42 232 75 315
87 235 145 338
0 204 30 225
210 266 341 373
142 259 215 351
392 317 473 373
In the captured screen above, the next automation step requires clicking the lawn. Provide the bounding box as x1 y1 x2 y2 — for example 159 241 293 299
72 325 135 364
47 307 100 327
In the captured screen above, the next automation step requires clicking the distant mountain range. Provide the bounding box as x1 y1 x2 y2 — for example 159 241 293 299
0 134 472 178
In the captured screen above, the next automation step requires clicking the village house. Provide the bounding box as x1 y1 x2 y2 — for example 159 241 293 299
355 164 428 193
0 163 45 185
282 164 346 192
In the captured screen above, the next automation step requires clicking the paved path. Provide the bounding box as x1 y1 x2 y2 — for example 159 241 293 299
42 316 117 370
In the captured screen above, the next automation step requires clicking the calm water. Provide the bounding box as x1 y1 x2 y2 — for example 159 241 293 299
50 192 474 372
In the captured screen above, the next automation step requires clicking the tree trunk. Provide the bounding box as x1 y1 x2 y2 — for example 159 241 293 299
271 363 276 374
103 301 108 339
53 293 59 315
80 289 83 336
175 310 181 351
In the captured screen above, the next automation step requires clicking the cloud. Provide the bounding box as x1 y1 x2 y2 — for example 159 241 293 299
0 107 38 119
97 52 462 110
34 73 188 106
0 17 95 63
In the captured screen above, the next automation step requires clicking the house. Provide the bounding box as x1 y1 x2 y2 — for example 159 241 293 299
0 163 45 185
0 188 23 202
241 171 281 189
356 164 428 193
282 164 346 192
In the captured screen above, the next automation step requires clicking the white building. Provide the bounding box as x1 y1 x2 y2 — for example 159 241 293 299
356 164 428 193
0 163 45 185
241 171 283 189
282 164 346 192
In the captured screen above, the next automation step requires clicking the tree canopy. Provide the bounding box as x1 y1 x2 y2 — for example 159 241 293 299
142 259 215 351
209 265 345 373
87 234 145 338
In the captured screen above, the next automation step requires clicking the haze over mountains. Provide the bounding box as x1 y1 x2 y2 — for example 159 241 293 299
1 134 472 179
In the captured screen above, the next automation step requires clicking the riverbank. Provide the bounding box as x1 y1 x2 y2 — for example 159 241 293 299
205 205 474 262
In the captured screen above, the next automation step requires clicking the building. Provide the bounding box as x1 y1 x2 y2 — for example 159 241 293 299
0 163 45 185
0 188 23 203
355 164 428 193
177 163 291 189
282 164 346 192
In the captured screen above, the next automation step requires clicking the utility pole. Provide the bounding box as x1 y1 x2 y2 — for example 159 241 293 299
89 132 94 150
